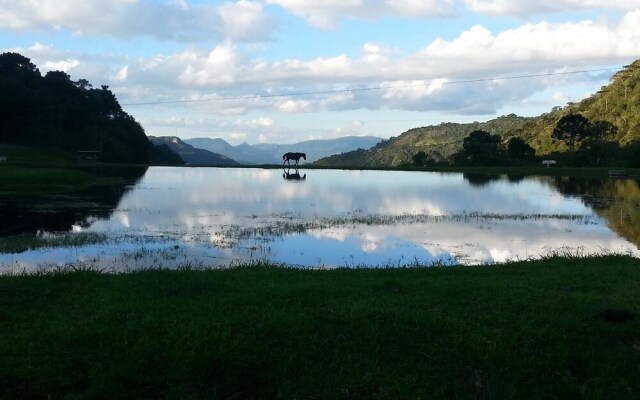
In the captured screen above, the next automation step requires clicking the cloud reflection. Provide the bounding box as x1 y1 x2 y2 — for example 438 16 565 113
2 168 638 272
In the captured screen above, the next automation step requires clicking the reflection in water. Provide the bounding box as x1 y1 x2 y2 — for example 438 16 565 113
550 177 640 247
463 173 501 187
0 166 147 235
1 167 638 272
283 168 306 181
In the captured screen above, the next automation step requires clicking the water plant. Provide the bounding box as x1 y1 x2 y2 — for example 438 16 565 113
0 232 108 253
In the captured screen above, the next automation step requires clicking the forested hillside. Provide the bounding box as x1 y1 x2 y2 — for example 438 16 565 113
315 60 640 168
0 52 166 163
314 114 531 167
509 61 640 159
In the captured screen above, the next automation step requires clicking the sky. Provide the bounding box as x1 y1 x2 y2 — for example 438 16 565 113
1 1 640 145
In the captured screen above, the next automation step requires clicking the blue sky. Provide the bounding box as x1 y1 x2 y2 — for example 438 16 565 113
1 1 639 144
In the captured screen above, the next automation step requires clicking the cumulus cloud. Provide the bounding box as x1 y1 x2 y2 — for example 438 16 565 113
11 9 640 125
409 12 640 77
266 0 458 29
230 132 248 142
465 0 640 18
0 0 275 42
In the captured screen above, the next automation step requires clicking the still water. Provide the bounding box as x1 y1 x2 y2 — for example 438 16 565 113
1 167 639 272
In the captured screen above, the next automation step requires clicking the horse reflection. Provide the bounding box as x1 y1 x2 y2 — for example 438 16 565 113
283 168 306 181
283 152 306 166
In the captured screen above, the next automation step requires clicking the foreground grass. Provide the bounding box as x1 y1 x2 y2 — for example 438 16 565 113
0 256 639 399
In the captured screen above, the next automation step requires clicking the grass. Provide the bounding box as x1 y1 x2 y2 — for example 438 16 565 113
0 165 113 195
0 232 109 253
0 145 135 194
0 255 639 399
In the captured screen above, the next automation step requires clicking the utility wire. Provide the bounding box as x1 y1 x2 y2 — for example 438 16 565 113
121 67 619 107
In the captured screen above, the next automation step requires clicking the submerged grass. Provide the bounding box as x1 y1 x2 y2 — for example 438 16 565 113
0 255 639 399
0 232 109 253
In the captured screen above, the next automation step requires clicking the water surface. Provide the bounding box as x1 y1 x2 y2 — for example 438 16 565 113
1 167 639 272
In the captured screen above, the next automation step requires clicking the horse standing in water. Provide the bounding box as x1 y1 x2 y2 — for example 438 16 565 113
283 152 306 166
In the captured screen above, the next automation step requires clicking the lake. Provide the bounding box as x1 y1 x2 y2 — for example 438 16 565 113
1 167 639 272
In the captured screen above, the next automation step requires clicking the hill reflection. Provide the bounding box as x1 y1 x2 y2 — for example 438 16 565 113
0 167 147 235
1 167 638 271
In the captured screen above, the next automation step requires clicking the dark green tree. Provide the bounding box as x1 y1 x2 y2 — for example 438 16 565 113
551 113 590 152
506 137 536 162
453 130 504 165
412 150 433 167
0 52 165 164
580 120 619 166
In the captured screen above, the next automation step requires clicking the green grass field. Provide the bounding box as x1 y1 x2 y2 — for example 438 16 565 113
1 256 638 399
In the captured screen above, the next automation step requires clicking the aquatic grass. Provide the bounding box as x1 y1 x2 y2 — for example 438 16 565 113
0 232 109 253
208 212 597 248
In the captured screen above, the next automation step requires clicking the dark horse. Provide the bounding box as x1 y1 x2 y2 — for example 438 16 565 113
283 152 306 165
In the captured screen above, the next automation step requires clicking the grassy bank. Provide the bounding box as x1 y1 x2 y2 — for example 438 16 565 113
0 165 114 195
1 255 638 399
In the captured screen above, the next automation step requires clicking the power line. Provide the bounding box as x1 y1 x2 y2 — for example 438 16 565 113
121 67 620 107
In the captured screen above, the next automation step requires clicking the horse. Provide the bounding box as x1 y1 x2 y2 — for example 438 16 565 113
283 152 306 166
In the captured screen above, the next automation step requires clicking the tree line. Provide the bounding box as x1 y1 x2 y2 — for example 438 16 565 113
0 52 181 164
412 113 639 168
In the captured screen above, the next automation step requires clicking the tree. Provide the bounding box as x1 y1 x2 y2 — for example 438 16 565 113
412 150 433 167
506 137 536 162
580 120 618 166
453 130 505 165
551 113 590 152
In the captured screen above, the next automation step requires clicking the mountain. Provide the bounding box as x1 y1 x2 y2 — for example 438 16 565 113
507 60 640 156
314 115 532 167
184 138 268 164
184 136 383 164
0 52 163 164
315 59 640 168
148 136 238 166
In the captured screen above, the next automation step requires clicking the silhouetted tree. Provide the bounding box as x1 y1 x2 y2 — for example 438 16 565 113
580 120 619 166
552 113 590 152
412 150 434 167
0 52 161 164
453 130 505 165
506 137 536 162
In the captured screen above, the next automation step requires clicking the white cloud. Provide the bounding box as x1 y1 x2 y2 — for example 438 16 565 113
42 59 79 73
277 99 313 113
465 0 640 18
0 0 274 42
252 117 275 127
10 10 640 126
230 133 248 142
266 0 458 29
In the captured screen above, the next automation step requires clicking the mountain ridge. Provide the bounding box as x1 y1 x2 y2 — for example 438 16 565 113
185 136 383 165
148 136 239 166
314 59 640 168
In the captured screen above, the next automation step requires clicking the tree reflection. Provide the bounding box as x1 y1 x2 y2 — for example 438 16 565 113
463 173 501 187
0 166 148 235
550 177 640 247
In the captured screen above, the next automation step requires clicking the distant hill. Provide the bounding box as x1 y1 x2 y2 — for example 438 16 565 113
148 136 238 166
0 52 171 164
315 59 640 168
507 60 640 156
314 115 532 167
185 136 383 164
